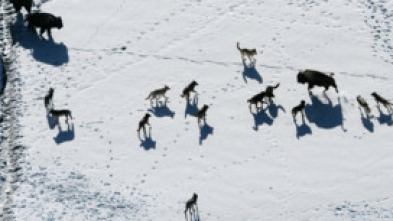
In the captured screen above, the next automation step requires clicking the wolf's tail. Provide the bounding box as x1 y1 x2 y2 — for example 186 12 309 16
236 42 241 51
273 83 280 89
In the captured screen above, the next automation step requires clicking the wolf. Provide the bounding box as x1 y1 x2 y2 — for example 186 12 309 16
194 105 209 124
181 80 198 100
356 95 371 117
146 85 170 105
248 92 267 111
25 12 63 37
184 193 198 218
297 69 338 93
137 113 151 138
264 83 280 102
44 87 54 110
371 92 392 112
237 42 257 62
292 100 306 119
50 109 73 123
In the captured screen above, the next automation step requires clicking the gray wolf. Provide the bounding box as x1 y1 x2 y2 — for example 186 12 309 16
194 105 209 124
184 193 198 217
181 80 198 100
137 113 151 138
237 42 257 62
248 92 267 111
292 100 306 119
265 83 280 101
146 85 170 105
50 109 73 123
371 92 392 112
44 87 54 109
357 95 371 117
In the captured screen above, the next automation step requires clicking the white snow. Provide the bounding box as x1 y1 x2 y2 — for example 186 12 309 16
1 0 393 220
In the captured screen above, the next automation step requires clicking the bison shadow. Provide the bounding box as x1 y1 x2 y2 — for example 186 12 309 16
185 96 199 119
148 100 175 118
199 123 214 145
54 123 75 144
305 92 345 131
251 108 273 131
376 107 393 126
242 60 263 84
12 13 68 66
139 128 156 150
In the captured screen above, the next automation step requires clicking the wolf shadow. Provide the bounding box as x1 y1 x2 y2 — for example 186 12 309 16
54 123 75 144
199 122 214 145
267 100 286 119
185 96 199 119
148 100 175 118
242 60 262 84
139 127 156 150
304 92 345 131
358 107 374 132
293 117 312 139
46 111 57 129
375 106 393 126
11 13 68 66
251 108 273 131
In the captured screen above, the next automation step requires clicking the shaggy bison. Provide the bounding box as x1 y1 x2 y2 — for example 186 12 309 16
25 12 63 37
10 0 33 14
297 69 338 93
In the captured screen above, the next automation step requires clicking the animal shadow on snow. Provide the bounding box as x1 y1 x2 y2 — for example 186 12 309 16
54 123 75 144
242 60 263 84
139 128 156 150
185 96 199 118
304 92 346 131
268 100 286 119
358 108 374 132
199 122 214 145
46 111 57 129
12 14 69 66
375 106 393 126
293 118 312 139
251 108 273 131
148 100 175 118
185 210 201 221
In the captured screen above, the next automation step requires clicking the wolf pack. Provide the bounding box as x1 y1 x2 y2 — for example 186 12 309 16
3 1 393 220
138 42 392 140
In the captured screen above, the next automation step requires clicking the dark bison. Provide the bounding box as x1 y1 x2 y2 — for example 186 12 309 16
10 0 33 14
297 69 338 92
25 12 63 37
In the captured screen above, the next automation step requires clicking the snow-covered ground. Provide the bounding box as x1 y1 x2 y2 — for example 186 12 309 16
1 0 393 220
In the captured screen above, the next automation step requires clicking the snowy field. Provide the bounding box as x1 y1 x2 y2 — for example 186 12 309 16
1 0 393 220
